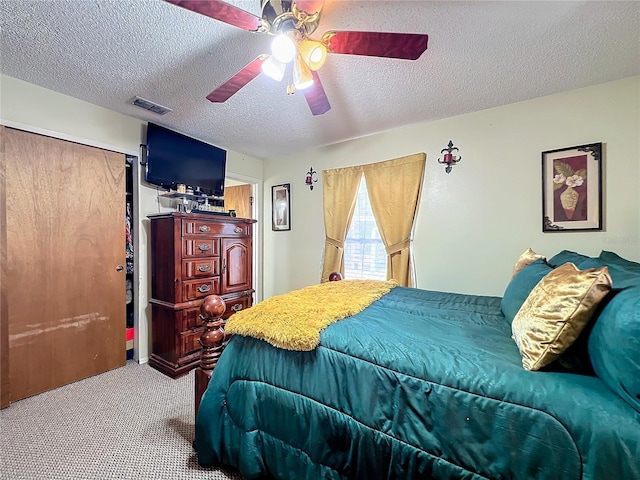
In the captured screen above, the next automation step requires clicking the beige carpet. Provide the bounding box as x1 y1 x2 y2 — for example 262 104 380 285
0 361 243 480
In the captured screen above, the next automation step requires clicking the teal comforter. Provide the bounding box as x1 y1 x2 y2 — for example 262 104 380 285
196 287 640 479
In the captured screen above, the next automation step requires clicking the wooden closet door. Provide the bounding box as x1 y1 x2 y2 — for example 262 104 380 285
1 130 8 408
1 126 126 403
224 184 253 219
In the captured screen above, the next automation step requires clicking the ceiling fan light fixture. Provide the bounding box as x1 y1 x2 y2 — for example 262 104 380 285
163 0 428 116
261 56 286 81
271 34 297 64
298 39 327 70
293 56 314 90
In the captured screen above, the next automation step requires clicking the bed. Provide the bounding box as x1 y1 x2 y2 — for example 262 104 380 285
192 250 640 479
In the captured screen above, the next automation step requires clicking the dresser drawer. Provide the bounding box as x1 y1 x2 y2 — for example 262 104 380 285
180 307 202 332
178 327 204 358
183 277 220 301
222 295 252 319
183 237 220 257
183 220 249 237
180 295 250 330
182 258 220 279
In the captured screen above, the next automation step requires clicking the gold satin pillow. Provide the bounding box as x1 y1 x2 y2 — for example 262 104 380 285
511 262 612 371
512 248 546 278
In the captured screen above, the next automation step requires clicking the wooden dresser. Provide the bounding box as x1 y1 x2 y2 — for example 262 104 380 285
148 212 256 378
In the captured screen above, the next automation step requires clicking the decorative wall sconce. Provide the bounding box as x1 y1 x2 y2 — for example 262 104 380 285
438 140 462 174
305 166 318 190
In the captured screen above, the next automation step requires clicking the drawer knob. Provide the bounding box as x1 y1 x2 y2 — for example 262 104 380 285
198 264 211 272
197 284 212 293
198 243 211 251
199 225 210 232
234 226 242 234
231 303 243 312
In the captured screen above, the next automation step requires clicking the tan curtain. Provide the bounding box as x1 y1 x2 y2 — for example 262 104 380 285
363 153 426 287
320 166 362 282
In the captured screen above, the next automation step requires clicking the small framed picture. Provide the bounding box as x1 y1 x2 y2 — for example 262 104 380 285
271 183 291 231
542 142 603 232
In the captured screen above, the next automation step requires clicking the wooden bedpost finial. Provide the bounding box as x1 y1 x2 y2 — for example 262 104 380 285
329 272 343 281
198 295 226 371
201 294 226 319
195 295 226 420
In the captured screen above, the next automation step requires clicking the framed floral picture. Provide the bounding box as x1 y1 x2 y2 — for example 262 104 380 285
542 142 602 232
271 183 291 231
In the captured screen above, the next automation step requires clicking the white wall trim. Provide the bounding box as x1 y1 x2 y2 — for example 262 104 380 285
0 119 140 156
226 171 263 303
226 171 261 185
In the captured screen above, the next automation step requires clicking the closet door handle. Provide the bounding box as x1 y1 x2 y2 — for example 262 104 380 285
222 259 227 273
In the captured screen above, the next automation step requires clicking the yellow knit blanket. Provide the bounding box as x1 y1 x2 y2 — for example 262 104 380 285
225 279 397 351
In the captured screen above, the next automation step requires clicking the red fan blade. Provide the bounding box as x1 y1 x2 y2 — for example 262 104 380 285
165 0 266 32
322 31 428 60
302 71 331 116
293 0 325 15
206 56 267 103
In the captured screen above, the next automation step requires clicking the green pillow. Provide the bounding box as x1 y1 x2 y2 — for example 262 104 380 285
588 286 640 413
579 258 640 289
501 259 553 324
599 251 640 274
552 259 640 376
548 250 592 267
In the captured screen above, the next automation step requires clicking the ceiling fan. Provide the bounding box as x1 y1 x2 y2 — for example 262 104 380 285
165 0 429 115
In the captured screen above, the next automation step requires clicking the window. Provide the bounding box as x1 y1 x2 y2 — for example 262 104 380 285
344 176 387 280
321 153 425 286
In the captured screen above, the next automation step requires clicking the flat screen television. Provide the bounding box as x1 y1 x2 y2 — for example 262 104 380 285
144 123 226 197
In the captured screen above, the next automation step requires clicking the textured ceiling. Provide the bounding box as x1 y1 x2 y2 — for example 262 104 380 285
1 1 639 159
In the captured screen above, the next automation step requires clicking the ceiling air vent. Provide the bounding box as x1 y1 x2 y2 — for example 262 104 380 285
129 96 172 115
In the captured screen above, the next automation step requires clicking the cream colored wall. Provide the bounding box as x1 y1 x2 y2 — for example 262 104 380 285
3 74 638 357
0 74 264 363
263 76 640 298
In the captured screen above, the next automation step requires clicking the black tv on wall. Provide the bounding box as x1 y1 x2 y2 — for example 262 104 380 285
144 123 227 197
